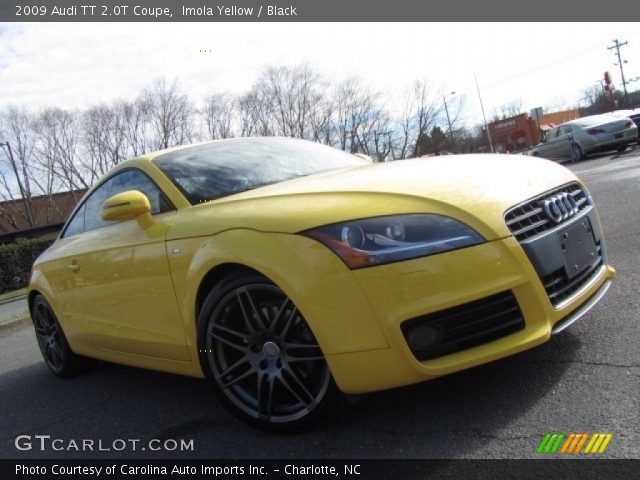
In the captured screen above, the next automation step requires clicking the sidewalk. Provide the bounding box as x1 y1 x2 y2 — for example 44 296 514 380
0 297 29 329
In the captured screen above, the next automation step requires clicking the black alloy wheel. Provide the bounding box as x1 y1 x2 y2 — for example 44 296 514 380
32 294 88 377
198 272 341 430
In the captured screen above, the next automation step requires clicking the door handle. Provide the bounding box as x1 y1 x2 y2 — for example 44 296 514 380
67 262 80 273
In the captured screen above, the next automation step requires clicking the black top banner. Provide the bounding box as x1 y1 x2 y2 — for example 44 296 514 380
0 0 637 22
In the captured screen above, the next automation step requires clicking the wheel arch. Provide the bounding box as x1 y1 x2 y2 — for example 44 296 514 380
27 288 42 319
174 229 388 364
194 262 261 323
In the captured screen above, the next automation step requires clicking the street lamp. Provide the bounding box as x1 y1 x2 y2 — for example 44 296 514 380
0 141 35 226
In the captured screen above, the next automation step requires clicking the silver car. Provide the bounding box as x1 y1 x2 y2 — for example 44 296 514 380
532 114 637 162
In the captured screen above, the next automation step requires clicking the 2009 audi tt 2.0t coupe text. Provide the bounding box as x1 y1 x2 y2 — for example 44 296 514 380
28 137 616 429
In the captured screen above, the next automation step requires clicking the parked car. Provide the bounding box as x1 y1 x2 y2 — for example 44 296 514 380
531 113 637 162
28 138 616 429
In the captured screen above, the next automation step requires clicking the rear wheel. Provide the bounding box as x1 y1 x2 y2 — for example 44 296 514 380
571 143 583 163
616 144 628 152
32 295 90 377
197 271 341 430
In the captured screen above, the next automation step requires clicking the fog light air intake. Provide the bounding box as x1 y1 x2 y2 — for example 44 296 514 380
401 291 525 361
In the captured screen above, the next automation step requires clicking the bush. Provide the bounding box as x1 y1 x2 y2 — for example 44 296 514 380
0 237 55 294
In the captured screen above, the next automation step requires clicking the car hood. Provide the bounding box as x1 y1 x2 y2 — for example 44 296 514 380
167 154 577 241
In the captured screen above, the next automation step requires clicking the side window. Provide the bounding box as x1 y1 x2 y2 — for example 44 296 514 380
560 125 573 135
82 169 172 233
62 204 86 238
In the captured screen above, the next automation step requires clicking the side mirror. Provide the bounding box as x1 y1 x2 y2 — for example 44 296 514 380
101 190 151 224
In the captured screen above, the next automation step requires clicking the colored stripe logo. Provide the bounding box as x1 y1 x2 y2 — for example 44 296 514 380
537 433 612 454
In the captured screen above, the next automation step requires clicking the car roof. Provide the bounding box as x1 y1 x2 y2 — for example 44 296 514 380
567 114 624 127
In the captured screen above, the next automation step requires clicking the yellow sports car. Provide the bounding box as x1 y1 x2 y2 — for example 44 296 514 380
28 137 615 429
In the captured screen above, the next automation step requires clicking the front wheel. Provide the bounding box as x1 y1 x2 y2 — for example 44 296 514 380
197 271 342 430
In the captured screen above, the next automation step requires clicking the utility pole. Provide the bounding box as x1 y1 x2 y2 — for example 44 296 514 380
474 73 494 153
443 94 453 137
443 92 455 151
0 141 35 227
608 39 630 108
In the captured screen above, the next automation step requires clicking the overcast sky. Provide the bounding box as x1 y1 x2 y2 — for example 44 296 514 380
1 22 639 127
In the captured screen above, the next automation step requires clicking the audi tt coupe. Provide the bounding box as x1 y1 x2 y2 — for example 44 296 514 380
28 137 616 429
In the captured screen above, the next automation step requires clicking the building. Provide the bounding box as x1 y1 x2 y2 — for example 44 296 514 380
487 108 581 152
537 109 581 137
0 189 86 234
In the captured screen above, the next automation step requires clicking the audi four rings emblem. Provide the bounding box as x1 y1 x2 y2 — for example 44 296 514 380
543 193 579 223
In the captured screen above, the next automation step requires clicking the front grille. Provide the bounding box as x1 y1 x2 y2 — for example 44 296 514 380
542 243 604 306
401 291 525 361
505 183 589 242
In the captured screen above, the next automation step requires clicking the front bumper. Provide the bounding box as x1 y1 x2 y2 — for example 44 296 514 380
324 234 615 394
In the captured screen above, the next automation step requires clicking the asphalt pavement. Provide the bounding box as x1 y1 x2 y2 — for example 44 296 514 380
0 149 638 460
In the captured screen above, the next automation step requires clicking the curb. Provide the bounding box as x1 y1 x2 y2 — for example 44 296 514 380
0 294 27 306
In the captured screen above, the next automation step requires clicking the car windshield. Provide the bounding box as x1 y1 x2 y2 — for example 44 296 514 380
154 137 368 205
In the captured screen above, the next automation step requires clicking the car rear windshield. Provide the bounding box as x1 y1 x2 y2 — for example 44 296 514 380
154 138 368 205
571 115 620 127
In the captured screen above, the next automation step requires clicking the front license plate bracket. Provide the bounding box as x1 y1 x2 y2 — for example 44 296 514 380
561 219 598 279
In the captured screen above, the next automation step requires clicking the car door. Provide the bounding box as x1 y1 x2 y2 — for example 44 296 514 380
53 169 189 361
537 128 556 157
547 125 573 159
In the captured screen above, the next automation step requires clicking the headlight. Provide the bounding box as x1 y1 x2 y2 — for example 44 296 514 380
302 214 485 269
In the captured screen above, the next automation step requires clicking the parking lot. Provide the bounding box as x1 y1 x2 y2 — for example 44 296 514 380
0 148 638 460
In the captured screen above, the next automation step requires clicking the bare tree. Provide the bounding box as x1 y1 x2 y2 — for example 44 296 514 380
391 81 444 159
34 108 87 201
200 92 236 140
144 78 194 149
238 87 274 137
0 107 38 228
120 98 154 156
491 99 523 121
259 65 327 139
330 77 391 158
81 103 127 182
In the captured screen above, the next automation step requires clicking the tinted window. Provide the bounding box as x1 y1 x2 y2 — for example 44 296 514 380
154 138 369 205
63 169 171 236
63 204 85 237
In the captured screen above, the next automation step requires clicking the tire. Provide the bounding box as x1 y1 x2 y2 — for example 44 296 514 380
197 271 342 431
31 294 91 378
616 144 628 153
571 143 583 163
